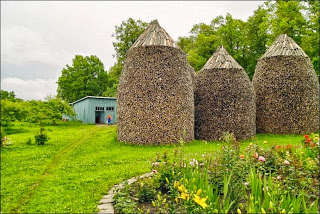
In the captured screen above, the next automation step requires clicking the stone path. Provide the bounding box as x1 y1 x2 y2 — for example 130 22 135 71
97 172 154 214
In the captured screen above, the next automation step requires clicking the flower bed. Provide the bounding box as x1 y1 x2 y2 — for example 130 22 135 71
112 133 319 213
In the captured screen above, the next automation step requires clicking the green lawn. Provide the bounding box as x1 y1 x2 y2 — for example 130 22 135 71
1 122 306 213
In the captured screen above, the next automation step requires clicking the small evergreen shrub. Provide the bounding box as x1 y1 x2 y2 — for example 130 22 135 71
34 127 48 145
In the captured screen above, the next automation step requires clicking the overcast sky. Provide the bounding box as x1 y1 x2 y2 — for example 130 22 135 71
1 1 264 100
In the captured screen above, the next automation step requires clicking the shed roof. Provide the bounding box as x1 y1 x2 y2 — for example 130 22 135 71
201 46 242 70
260 34 308 59
71 96 116 105
130 19 180 49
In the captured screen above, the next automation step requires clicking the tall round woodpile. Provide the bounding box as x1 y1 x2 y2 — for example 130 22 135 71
195 46 256 141
252 34 319 134
117 20 194 145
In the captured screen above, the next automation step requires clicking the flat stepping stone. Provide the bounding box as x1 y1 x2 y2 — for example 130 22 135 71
97 171 155 214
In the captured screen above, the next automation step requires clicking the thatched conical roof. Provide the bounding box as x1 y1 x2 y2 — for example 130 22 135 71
260 34 308 59
130 20 180 49
253 34 319 134
195 46 256 141
202 46 242 69
117 20 194 145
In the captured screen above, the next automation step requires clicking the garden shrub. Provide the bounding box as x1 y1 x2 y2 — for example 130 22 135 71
34 127 48 145
137 178 156 203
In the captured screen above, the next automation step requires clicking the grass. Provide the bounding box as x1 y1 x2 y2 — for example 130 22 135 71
1 122 308 213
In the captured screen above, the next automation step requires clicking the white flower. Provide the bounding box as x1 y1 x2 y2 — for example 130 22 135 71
192 159 199 165
284 160 290 165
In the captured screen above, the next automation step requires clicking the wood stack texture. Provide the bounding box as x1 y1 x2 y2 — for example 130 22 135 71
195 46 256 141
117 20 194 145
252 34 319 134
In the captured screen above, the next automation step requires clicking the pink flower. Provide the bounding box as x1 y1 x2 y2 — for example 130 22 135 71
152 162 160 166
152 169 157 173
258 156 265 162
284 160 290 165
277 176 281 180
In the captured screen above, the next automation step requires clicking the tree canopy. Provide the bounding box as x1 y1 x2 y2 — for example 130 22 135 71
102 18 148 97
57 55 108 103
176 1 319 79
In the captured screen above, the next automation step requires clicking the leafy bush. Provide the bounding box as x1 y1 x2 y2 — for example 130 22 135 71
113 183 137 213
1 94 75 126
137 178 156 203
34 127 48 145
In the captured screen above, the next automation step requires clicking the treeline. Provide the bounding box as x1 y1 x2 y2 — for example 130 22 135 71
91 0 318 99
0 90 75 127
178 1 319 78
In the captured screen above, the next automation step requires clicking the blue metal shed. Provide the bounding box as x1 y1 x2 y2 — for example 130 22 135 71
70 96 117 124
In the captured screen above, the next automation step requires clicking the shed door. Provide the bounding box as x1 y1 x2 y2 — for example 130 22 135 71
95 111 101 124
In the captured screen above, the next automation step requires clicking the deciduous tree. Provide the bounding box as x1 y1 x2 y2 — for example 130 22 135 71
57 55 108 102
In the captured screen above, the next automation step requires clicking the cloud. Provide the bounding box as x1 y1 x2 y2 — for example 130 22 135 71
1 25 72 67
1 78 57 100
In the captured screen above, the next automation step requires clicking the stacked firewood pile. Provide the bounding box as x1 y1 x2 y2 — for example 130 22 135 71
195 46 256 140
253 34 319 134
117 20 194 145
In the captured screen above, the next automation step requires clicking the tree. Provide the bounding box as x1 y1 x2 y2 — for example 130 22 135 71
217 14 248 71
57 55 108 103
301 0 319 75
245 5 270 78
0 90 23 102
103 18 148 97
112 18 148 66
268 1 307 44
0 100 28 127
102 62 123 97
178 22 219 72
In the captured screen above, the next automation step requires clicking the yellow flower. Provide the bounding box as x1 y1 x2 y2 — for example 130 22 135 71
196 189 202 196
177 192 190 201
174 181 180 188
193 194 208 209
178 184 188 193
237 208 241 214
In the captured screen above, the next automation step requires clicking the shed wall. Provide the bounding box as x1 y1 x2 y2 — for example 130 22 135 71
72 98 117 124
87 98 117 124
